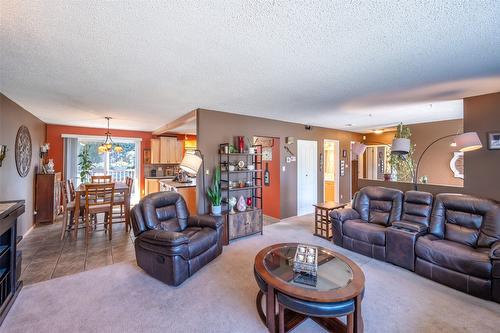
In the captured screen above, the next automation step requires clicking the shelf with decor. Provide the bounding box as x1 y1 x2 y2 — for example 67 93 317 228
218 142 263 243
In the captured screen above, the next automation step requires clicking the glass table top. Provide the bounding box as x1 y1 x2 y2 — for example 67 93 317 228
263 244 353 291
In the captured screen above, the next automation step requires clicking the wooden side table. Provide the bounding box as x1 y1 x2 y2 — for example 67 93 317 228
313 201 347 240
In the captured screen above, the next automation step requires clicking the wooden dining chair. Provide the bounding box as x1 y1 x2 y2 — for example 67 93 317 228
113 176 133 232
67 179 76 201
59 180 84 240
91 175 112 183
83 183 115 244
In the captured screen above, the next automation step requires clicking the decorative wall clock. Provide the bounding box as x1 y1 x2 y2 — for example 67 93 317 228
15 125 32 177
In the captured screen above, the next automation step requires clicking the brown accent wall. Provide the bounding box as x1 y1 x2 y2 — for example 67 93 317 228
358 179 465 196
0 94 47 235
196 109 362 218
464 92 500 201
364 119 464 187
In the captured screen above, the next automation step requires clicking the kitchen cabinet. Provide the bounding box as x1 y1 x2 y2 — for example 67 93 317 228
145 179 160 195
151 137 183 164
151 138 160 164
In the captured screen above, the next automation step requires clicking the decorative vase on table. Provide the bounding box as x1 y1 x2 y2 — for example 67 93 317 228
46 159 55 174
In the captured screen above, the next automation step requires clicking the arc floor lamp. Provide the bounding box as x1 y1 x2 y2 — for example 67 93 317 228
179 150 206 214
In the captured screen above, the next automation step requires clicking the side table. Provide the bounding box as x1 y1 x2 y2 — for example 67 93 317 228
313 201 347 240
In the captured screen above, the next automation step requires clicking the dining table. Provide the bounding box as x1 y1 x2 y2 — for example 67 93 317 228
72 182 131 239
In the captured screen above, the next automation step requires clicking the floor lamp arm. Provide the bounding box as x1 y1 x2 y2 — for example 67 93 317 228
413 134 456 190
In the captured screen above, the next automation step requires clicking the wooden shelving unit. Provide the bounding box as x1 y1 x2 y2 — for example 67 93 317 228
218 144 264 243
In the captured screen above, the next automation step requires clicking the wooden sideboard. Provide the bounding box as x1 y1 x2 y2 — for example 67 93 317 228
219 208 263 245
35 172 61 225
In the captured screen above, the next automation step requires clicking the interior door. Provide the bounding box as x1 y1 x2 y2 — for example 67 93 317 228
297 140 318 215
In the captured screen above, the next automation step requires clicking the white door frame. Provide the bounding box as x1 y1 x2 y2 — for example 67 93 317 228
297 139 318 216
323 139 340 203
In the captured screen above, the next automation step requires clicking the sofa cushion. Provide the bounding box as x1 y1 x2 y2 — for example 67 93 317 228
415 234 491 279
343 219 386 246
184 227 218 258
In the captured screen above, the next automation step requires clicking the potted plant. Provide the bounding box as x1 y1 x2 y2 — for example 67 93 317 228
78 145 93 183
207 166 222 216
392 123 411 155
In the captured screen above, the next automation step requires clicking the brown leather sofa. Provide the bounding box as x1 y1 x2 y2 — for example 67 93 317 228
130 191 223 286
330 187 500 302
330 186 403 260
415 193 500 301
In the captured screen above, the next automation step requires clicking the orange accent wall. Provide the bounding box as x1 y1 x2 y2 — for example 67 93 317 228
45 124 152 195
262 138 281 219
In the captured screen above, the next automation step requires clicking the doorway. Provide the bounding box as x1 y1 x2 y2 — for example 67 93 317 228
297 140 317 215
323 139 340 202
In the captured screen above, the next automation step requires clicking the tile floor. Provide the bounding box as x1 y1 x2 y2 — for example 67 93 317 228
18 217 135 286
18 214 280 286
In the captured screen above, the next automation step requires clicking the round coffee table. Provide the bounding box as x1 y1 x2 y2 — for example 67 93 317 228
254 243 365 333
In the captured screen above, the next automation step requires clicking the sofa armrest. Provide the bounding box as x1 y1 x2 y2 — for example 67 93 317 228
329 208 360 223
187 215 223 230
139 230 189 247
392 221 427 234
490 241 500 260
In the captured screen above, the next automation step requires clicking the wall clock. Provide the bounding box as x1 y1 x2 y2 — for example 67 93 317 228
15 125 32 177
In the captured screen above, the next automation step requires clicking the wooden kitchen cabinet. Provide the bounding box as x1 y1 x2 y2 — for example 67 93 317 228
177 187 196 214
145 179 160 195
151 138 160 164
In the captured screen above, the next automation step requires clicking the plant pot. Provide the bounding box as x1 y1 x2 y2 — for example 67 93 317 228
211 205 222 216
383 173 392 181
391 138 410 155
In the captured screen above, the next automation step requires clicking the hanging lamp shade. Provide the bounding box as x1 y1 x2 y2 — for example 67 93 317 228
391 138 411 155
352 142 367 159
180 152 203 175
455 132 482 152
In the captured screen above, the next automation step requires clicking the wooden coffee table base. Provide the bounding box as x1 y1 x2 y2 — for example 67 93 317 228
256 291 362 333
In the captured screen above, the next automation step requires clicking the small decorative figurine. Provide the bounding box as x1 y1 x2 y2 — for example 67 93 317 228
236 195 246 212
228 196 237 214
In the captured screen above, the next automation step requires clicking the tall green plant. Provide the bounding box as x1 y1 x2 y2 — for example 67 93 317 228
207 166 222 206
388 123 415 182
78 145 93 183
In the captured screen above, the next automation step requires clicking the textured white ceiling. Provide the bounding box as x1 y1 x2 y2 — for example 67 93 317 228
1 1 499 132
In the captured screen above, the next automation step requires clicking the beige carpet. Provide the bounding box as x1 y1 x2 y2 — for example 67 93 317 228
2 215 500 333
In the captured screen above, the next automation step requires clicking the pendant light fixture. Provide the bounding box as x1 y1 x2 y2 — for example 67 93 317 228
98 117 123 154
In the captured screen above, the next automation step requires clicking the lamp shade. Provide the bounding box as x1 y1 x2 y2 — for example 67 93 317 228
180 152 203 175
352 142 367 159
391 138 410 155
455 132 482 152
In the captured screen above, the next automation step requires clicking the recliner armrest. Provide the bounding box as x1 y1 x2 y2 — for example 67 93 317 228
139 230 189 247
392 220 427 233
187 215 223 229
490 241 500 260
329 208 360 223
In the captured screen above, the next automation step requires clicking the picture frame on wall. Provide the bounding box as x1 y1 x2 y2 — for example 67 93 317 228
487 132 500 150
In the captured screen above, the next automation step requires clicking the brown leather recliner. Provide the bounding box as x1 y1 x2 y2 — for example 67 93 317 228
415 193 500 301
130 191 224 286
330 186 403 260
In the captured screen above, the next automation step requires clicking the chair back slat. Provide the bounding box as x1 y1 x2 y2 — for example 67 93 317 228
67 179 76 201
91 175 112 183
60 180 69 207
85 183 115 209
125 177 134 196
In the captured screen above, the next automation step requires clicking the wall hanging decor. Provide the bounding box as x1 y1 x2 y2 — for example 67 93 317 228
0 145 6 167
487 132 500 150
15 125 32 177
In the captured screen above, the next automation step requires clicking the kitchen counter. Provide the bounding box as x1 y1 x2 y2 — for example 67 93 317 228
145 176 175 179
159 179 196 188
